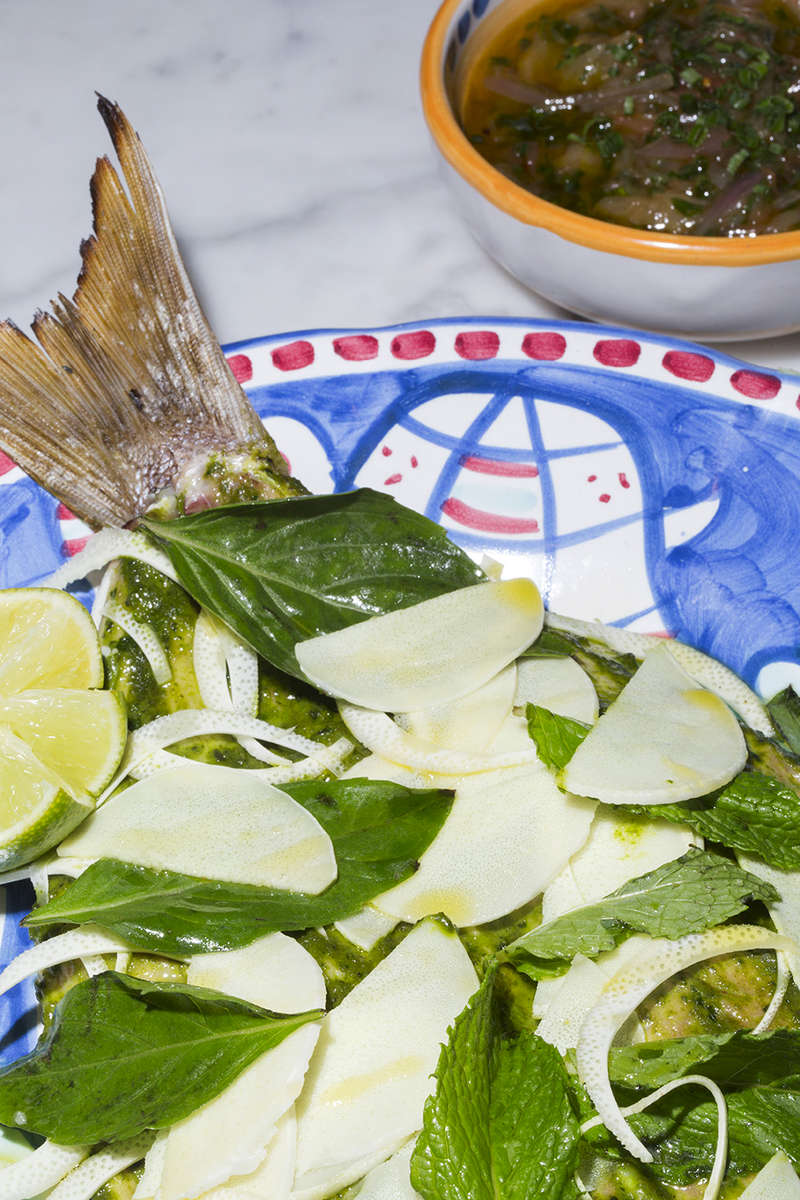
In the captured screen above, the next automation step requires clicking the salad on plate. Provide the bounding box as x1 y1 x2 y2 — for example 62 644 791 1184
0 99 797 1200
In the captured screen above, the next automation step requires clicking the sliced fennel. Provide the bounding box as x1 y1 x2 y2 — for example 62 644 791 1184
297 579 543 712
59 763 337 892
575 925 797 1163
563 644 747 805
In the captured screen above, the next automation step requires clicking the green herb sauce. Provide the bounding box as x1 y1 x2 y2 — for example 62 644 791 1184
462 0 800 235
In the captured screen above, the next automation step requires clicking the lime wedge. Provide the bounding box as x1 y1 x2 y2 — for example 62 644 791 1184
0 725 91 870
0 587 127 868
0 690 127 796
0 589 103 692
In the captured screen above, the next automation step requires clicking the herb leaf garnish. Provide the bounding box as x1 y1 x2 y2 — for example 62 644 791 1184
766 686 800 756
624 771 800 871
411 966 581 1200
141 490 484 681
27 778 452 955
0 972 321 1145
609 1029 800 1092
526 703 590 772
506 849 778 977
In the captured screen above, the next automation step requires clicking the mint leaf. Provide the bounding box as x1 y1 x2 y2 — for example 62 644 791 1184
27 778 452 955
411 967 580 1200
526 704 590 772
506 849 778 977
604 1085 800 1186
0 972 320 1144
141 490 484 681
609 1029 800 1092
766 687 800 755
519 629 574 659
625 771 800 870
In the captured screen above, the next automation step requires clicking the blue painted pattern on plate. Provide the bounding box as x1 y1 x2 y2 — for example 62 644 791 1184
1 316 799 1065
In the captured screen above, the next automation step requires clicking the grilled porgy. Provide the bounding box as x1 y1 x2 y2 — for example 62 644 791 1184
0 97 303 528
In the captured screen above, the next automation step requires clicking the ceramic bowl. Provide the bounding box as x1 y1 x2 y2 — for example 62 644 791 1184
420 0 800 341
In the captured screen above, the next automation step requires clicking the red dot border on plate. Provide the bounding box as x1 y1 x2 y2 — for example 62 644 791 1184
225 327 792 410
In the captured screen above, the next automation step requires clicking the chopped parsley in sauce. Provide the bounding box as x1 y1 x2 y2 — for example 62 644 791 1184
461 0 800 235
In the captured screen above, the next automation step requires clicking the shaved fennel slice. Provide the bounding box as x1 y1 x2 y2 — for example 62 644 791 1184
129 747 286 781
339 753 417 785
515 656 598 724
535 937 649 1051
542 811 697 923
487 712 534 753
226 639 259 716
563 644 746 805
581 1076 727 1200
160 935 324 1200
103 597 171 685
293 920 478 1193
297 579 543 713
536 955 608 1054
193 611 234 710
129 738 350 786
48 1134 154 1200
124 708 322 769
374 763 594 927
193 611 259 717
99 708 338 799
292 1143 412 1200
44 528 177 588
399 665 517 754
336 905 399 951
132 1132 167 1199
352 1140 419 1200
60 764 337 893
338 705 537 777
752 951 790 1035
576 925 796 1162
738 1151 800 1197
738 853 800 986
0 1141 88 1200
189 932 326 1012
89 565 114 629
546 611 772 736
79 954 109 977
199 1108 297 1200
0 927 141 997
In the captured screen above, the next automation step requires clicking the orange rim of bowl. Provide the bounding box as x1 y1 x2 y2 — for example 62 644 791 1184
420 0 800 267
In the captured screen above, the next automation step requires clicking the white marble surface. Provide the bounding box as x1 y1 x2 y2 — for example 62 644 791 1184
0 0 798 371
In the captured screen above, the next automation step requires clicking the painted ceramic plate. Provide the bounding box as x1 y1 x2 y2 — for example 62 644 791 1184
1 314 800 1080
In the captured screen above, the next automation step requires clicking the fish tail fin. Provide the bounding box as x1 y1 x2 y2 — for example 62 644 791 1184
0 97 286 527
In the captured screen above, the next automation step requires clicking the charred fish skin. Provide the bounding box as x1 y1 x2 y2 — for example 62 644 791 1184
0 96 304 530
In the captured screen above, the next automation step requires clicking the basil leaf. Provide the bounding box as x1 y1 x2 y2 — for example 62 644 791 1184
411 966 580 1200
766 686 800 755
624 771 800 870
609 1029 800 1092
0 972 321 1145
141 490 484 680
27 778 452 955
526 704 590 772
506 849 778 977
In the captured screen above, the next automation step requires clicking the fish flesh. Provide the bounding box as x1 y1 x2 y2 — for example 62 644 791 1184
0 97 302 527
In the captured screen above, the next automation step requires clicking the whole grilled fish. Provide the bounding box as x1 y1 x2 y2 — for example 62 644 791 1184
0 97 303 527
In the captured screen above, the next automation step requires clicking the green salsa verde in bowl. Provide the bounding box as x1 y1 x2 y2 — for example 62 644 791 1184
421 0 800 337
460 0 800 237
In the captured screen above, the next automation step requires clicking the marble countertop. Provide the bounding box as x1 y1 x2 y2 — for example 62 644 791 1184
1 0 798 372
